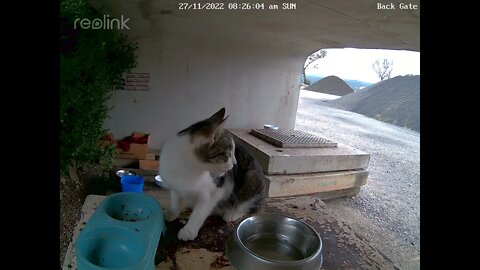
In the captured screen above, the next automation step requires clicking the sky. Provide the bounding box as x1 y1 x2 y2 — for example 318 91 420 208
305 48 420 84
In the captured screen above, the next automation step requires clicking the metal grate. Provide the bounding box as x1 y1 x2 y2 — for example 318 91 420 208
250 129 338 148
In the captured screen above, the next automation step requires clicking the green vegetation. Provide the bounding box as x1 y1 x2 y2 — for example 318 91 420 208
60 0 137 175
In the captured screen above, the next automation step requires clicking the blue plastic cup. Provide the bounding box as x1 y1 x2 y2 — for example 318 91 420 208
121 175 144 192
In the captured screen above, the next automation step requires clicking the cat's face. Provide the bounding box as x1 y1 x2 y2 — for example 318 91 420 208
178 107 237 176
196 131 237 177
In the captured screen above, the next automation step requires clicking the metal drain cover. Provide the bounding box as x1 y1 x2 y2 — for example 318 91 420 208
250 129 338 148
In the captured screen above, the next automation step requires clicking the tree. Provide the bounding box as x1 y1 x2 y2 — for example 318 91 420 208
302 49 327 85
60 0 138 175
372 59 393 81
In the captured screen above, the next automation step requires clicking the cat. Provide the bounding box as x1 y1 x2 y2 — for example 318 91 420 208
158 107 266 241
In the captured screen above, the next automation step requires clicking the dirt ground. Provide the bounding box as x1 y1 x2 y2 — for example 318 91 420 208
60 172 82 268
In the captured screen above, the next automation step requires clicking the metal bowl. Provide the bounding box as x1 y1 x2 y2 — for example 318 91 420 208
154 175 170 189
115 169 137 177
264 124 279 130
225 213 323 270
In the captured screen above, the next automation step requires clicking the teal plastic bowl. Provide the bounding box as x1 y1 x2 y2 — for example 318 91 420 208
104 191 159 222
76 192 165 270
76 226 145 268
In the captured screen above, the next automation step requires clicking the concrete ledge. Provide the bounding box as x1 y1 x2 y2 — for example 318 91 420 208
269 186 363 201
266 169 368 197
316 186 362 201
228 129 370 174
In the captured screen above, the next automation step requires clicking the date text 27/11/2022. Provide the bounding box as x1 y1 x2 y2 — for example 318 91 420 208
178 2 298 10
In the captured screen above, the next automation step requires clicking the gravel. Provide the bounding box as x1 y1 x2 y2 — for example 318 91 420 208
295 90 420 270
331 75 420 132
305 75 354 96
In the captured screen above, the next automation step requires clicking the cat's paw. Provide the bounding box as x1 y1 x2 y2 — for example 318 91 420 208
178 226 198 241
165 211 179 222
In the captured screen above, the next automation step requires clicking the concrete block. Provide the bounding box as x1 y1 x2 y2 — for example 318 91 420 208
228 129 370 174
266 169 368 197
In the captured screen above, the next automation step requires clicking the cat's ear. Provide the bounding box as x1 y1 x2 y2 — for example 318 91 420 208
207 107 226 124
204 107 229 145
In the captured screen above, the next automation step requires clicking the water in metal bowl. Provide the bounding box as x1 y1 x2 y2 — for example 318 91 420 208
244 235 306 261
226 213 323 270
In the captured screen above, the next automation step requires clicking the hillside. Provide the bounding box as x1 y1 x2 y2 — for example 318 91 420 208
330 75 420 132
305 75 354 96
345 79 372 90
306 74 372 91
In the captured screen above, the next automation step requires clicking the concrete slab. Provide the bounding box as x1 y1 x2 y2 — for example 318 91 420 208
267 169 368 197
228 129 370 175
63 191 399 269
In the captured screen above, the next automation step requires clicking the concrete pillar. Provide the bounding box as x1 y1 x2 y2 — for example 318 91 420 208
104 18 307 150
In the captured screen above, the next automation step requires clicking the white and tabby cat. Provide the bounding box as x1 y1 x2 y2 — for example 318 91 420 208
159 107 266 241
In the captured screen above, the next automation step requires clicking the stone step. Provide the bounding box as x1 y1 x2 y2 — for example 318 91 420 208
266 169 368 197
228 129 370 175
313 186 362 201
